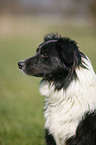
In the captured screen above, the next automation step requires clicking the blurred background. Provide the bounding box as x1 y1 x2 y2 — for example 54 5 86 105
0 0 96 145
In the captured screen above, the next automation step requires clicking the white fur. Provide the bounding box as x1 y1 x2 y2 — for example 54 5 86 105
39 56 96 145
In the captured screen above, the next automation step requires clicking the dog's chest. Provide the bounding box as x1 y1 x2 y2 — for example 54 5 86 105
39 81 82 144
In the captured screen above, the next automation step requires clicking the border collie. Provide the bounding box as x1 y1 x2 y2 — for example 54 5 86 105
18 34 96 145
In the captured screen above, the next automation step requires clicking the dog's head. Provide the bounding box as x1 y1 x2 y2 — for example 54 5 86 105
18 34 83 90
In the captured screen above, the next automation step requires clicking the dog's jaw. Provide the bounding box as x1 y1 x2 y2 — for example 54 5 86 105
39 56 96 145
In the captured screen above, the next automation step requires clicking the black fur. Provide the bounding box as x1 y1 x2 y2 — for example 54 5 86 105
45 129 56 145
66 112 96 145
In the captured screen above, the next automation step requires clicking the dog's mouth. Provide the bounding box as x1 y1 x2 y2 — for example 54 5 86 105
34 73 44 77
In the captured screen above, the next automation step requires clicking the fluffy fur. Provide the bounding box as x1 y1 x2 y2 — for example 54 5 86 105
18 34 96 145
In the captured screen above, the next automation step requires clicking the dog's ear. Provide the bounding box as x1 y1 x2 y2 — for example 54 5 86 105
58 38 76 64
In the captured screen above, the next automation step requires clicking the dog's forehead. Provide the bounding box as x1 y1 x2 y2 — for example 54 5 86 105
39 39 57 49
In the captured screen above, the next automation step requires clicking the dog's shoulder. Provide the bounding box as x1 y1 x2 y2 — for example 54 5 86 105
67 111 96 145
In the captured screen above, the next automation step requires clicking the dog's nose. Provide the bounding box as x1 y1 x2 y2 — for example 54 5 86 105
18 61 24 69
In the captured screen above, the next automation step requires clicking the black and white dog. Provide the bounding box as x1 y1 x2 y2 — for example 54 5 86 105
18 34 96 145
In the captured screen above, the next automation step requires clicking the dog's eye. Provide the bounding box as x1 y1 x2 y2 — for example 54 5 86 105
40 53 48 58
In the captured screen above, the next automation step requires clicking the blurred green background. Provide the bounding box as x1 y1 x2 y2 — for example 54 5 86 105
0 0 96 145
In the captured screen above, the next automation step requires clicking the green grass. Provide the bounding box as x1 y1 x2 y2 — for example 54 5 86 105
0 37 45 145
0 17 96 145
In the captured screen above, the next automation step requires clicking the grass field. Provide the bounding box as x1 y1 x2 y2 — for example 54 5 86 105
0 16 96 145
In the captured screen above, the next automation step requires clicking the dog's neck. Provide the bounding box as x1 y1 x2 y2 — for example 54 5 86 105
39 57 96 145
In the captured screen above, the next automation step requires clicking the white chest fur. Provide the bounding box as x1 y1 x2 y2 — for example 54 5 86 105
39 57 96 145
